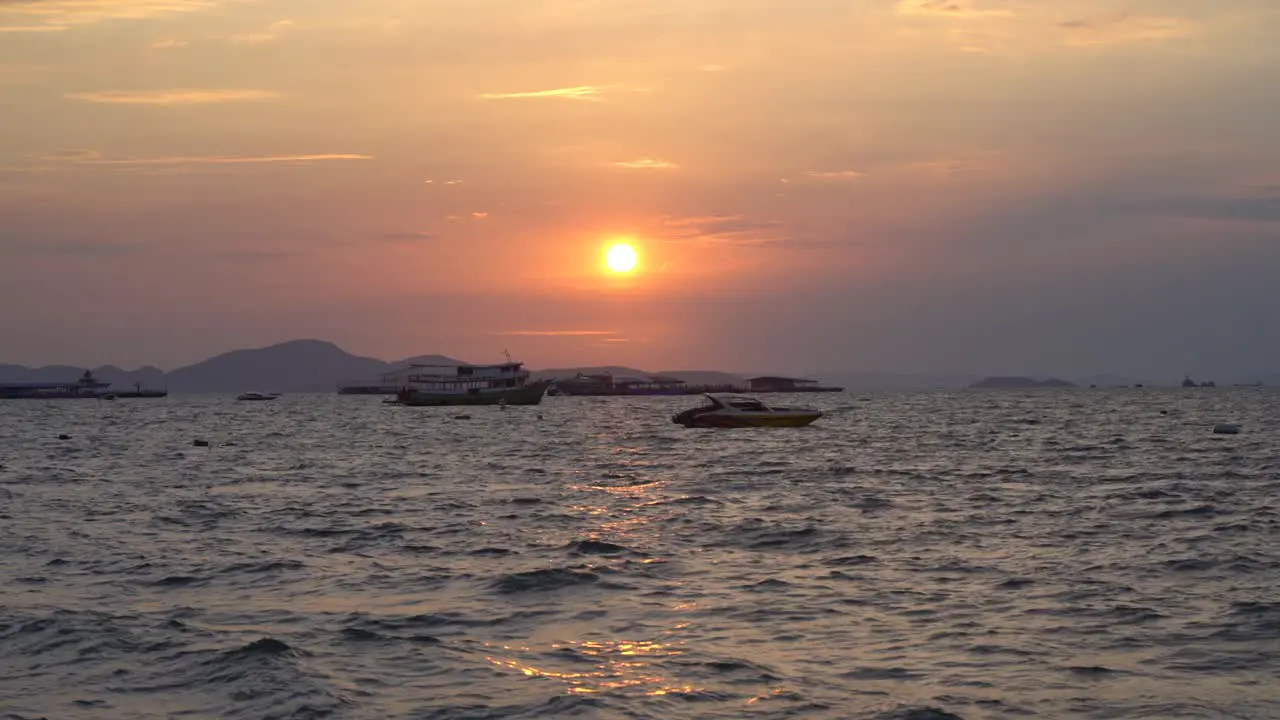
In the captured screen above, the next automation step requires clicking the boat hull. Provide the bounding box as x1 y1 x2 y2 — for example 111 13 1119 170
0 393 109 400
673 409 823 428
395 380 551 407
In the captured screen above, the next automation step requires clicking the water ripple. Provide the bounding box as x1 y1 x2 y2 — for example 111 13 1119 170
1 389 1278 718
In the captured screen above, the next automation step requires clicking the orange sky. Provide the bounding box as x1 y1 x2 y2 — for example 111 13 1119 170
2 0 1278 376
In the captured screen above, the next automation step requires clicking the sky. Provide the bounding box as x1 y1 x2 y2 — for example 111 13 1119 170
1 0 1278 380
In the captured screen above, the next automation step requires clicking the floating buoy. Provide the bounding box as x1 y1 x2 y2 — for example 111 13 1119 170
454 414 471 420
1213 423 1240 435
193 439 210 447
58 434 71 440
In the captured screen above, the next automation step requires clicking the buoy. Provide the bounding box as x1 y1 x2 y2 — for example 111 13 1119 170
454 414 471 420
58 434 71 440
1213 423 1240 435
193 439 210 447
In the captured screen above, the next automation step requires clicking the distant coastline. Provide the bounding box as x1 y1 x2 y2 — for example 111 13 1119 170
969 376 1077 389
1 338 1274 395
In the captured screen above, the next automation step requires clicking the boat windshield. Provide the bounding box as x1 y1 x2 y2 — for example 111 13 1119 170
701 394 768 412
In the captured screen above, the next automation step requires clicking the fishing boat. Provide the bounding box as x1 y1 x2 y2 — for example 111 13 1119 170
672 393 823 428
392 359 550 406
237 392 280 401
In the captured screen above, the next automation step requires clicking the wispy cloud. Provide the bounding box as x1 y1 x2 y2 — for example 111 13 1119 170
230 19 293 44
0 0 223 30
1056 14 1194 46
660 214 791 248
378 231 438 242
0 24 68 32
479 86 607 102
613 158 678 170
804 170 866 180
149 37 188 49
901 159 973 177
898 0 1012 18
66 89 278 105
497 330 616 337
43 150 371 166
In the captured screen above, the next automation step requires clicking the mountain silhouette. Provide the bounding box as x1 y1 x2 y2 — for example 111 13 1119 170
0 340 468 394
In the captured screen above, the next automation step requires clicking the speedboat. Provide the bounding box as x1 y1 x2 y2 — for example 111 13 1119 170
237 392 280 401
672 393 823 428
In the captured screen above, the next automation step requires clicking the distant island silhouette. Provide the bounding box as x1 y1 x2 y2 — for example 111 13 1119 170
1 339 1272 394
969 376 1077 389
0 340 752 395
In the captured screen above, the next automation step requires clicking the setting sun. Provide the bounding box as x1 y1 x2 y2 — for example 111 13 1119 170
605 244 638 273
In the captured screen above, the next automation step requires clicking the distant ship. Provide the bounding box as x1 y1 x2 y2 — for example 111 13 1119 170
0 371 167 400
391 360 550 406
1 370 111 399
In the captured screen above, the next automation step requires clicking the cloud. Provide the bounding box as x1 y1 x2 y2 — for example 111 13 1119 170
497 330 616 337
897 0 1012 19
613 158 678 170
660 214 792 248
1056 14 1195 46
43 150 371 166
43 149 102 162
0 24 68 32
900 159 974 177
804 170 866 180
0 0 222 30
65 89 278 105
479 86 607 102
378 231 438 242
230 19 293 44
149 38 188 49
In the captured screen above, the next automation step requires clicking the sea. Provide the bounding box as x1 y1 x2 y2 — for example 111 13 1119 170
1 390 1277 720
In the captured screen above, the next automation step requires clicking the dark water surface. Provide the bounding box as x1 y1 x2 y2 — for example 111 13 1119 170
2 390 1278 719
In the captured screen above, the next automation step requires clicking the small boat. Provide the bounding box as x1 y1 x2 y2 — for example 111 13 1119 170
237 392 280 401
672 393 823 428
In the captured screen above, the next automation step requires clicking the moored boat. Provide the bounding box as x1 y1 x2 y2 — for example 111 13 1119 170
0 370 111 399
237 392 280 401
391 359 550 406
672 393 823 428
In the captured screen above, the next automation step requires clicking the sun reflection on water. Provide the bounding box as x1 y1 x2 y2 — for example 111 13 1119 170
484 637 702 697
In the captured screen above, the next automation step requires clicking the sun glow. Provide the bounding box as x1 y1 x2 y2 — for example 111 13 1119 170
605 243 638 273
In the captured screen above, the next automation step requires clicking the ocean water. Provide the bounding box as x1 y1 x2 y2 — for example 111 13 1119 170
1 390 1278 720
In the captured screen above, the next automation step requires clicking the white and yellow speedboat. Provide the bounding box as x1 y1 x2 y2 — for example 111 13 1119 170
672 393 823 428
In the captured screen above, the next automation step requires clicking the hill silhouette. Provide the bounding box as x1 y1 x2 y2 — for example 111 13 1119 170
531 366 744 386
0 340 468 394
